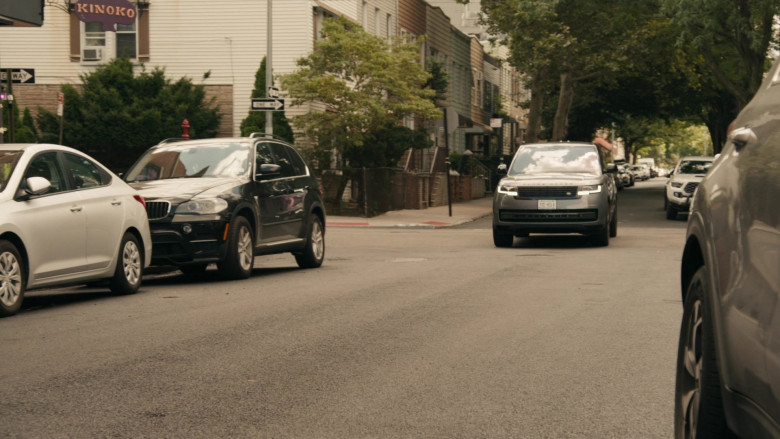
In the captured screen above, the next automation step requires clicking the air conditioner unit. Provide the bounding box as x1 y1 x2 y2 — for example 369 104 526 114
82 48 103 62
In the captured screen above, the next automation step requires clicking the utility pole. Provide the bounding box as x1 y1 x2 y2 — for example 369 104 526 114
265 0 273 136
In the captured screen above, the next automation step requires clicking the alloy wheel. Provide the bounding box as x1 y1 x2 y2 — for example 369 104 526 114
0 251 22 308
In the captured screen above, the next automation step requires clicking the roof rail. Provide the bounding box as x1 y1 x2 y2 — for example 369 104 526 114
157 138 189 145
249 132 290 142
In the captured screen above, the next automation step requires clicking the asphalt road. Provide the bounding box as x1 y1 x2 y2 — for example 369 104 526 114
1 178 685 438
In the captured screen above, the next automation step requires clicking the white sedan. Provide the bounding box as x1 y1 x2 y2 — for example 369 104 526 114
0 144 152 317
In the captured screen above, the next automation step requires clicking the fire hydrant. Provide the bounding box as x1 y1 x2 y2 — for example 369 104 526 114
181 118 190 139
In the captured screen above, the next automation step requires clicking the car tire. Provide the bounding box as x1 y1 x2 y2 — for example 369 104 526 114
666 204 678 220
218 216 254 280
109 232 143 295
0 240 25 317
295 215 325 269
493 227 513 248
591 221 610 247
664 195 668 210
609 207 618 238
674 266 736 439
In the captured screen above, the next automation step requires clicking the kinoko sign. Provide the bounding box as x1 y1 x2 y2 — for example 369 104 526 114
74 0 137 32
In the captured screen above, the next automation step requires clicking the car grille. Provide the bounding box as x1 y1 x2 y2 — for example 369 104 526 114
146 201 171 220
515 186 578 198
500 209 598 222
683 182 699 194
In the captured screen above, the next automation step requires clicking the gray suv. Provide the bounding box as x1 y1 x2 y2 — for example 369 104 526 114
124 134 325 279
674 58 780 437
492 142 618 247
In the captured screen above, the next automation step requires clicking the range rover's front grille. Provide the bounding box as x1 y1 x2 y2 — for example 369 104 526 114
145 201 171 220
516 186 579 198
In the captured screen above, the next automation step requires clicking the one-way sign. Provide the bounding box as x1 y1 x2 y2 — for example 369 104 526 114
0 69 35 84
251 98 284 111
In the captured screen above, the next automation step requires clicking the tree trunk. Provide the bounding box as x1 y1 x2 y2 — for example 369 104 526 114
526 73 545 143
551 72 575 141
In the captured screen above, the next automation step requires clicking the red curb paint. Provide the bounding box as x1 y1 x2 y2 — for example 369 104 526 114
421 221 450 226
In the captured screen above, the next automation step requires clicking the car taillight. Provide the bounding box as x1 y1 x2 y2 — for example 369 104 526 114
133 194 146 209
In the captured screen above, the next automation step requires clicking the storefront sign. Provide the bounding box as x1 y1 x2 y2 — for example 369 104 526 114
74 0 137 32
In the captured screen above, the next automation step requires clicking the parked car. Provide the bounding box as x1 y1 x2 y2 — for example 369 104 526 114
674 57 780 438
664 156 713 220
629 164 651 181
124 134 326 279
493 141 618 247
0 143 152 317
617 163 634 187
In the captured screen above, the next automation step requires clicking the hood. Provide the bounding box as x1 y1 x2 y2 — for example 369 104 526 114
500 173 602 186
670 173 707 184
129 177 243 203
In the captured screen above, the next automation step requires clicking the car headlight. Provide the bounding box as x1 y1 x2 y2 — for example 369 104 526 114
671 182 683 188
176 198 229 215
578 185 602 195
497 184 517 195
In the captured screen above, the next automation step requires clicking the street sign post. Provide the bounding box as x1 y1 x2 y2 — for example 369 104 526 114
251 98 284 111
0 69 35 84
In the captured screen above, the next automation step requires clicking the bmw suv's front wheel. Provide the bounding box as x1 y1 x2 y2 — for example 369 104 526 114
218 216 254 280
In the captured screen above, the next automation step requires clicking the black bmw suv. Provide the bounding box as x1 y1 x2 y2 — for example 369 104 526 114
124 133 325 279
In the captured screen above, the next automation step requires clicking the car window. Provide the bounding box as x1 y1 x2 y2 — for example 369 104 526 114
285 145 308 176
0 150 23 193
269 143 297 178
24 151 68 194
125 142 251 181
677 160 712 174
64 153 111 189
256 141 275 168
509 145 601 176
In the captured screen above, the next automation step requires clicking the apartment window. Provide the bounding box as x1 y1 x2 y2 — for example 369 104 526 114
71 3 148 63
374 8 380 36
386 13 391 39
116 22 137 59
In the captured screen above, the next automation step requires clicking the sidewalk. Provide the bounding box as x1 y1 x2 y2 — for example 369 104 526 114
327 196 493 228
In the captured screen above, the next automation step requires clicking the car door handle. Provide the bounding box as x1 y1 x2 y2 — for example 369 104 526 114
293 188 305 193
730 127 756 151
111 200 122 206
70 206 83 213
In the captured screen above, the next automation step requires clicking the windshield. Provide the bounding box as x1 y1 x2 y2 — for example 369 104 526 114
508 145 602 176
0 150 23 192
677 160 712 174
125 142 251 182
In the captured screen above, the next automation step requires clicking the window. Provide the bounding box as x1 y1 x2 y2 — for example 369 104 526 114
24 152 67 194
269 143 297 178
71 3 149 63
65 153 111 189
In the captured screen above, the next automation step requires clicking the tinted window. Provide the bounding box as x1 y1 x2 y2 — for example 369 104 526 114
24 152 68 194
269 143 296 178
65 153 110 189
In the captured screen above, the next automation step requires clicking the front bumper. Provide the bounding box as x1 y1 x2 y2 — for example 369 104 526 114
493 193 609 235
149 218 229 266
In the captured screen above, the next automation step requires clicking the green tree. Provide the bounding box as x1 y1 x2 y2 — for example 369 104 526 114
661 0 780 152
278 16 441 168
240 57 293 142
36 58 221 172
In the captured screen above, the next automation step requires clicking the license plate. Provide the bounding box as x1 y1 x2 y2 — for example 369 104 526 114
538 200 556 210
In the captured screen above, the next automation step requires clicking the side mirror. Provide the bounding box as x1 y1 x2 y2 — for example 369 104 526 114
256 163 281 180
16 176 52 200
606 163 618 173
496 164 507 176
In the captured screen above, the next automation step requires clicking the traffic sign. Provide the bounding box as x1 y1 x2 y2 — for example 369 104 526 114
251 98 284 111
0 69 35 84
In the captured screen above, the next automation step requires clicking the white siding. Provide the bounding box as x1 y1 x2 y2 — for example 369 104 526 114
0 0 319 136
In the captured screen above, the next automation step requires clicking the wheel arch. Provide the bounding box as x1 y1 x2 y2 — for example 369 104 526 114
681 234 704 303
122 227 147 264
